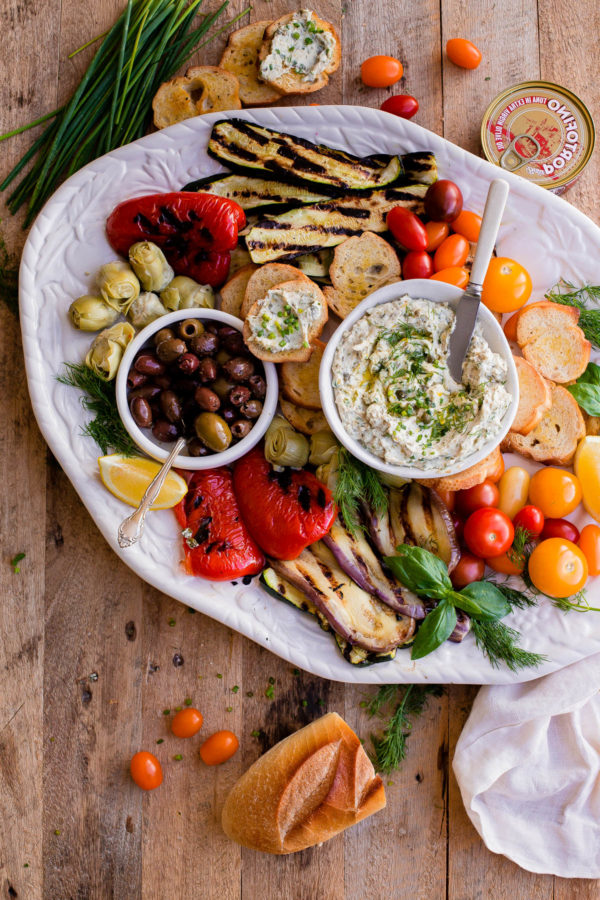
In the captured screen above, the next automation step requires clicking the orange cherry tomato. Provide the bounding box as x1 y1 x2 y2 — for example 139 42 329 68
528 538 588 598
528 468 582 518
361 55 403 88
446 38 482 69
482 257 532 313
199 730 239 765
430 266 469 288
578 524 600 576
503 310 520 342
433 234 470 271
130 751 163 790
451 210 482 242
485 552 525 576
171 707 204 738
425 221 450 252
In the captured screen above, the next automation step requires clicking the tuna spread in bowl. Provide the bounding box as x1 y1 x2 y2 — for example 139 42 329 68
331 295 512 470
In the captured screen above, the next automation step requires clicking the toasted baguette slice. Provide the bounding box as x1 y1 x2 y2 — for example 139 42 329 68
152 66 241 129
584 412 600 437
520 324 591 383
219 264 258 318
281 340 325 410
219 20 281 106
258 12 341 96
501 383 586 465
511 356 552 435
505 300 579 343
417 446 504 493
221 712 385 854
324 233 401 319
241 263 311 319
280 396 329 434
243 280 328 363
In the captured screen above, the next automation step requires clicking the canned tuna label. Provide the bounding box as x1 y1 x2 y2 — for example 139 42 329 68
481 81 595 193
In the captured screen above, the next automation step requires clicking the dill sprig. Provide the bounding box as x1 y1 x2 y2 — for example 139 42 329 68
57 362 137 455
0 236 19 317
550 592 600 614
471 619 547 673
545 279 600 348
487 578 538 609
334 447 388 535
366 683 443 774
508 525 534 568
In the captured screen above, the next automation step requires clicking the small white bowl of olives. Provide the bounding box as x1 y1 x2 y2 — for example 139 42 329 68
115 309 278 470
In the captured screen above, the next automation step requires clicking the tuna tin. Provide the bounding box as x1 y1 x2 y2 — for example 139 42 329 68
481 81 595 193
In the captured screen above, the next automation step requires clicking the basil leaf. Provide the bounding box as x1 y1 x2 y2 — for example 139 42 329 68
447 589 483 617
577 361 600 386
460 581 511 621
411 599 457 660
385 545 452 600
567 382 600 416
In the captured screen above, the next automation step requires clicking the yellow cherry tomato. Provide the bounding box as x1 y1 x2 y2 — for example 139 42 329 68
361 56 403 88
497 466 530 519
482 257 532 313
578 524 600 576
528 467 582 518
429 266 469 288
451 209 482 242
528 538 588 598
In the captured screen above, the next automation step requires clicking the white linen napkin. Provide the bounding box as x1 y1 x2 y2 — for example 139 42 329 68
453 653 600 878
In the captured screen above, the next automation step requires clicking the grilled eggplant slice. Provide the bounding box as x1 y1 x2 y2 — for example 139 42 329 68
270 543 415 653
208 119 402 191
183 173 329 210
333 633 398 667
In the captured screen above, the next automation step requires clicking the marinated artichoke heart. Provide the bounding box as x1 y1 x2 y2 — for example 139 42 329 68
68 295 118 331
127 292 167 329
128 241 174 292
97 261 140 313
316 446 340 491
260 9 336 83
161 276 215 311
332 296 511 469
85 321 135 381
309 428 338 466
265 416 309 468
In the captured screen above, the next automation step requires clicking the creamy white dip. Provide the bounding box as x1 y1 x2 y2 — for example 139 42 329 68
332 296 511 469
247 286 322 352
260 10 336 84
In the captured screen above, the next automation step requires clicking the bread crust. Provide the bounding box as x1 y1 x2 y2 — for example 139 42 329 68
258 12 341 96
152 65 241 129
281 340 325 410
501 383 586 465
219 263 258 318
511 355 552 435
279 396 328 434
417 446 504 492
241 263 311 320
219 20 281 106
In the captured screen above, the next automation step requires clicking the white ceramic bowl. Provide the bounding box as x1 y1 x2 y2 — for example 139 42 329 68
319 279 519 480
116 308 278 470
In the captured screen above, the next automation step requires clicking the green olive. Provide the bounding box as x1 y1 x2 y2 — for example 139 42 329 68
216 348 232 366
211 376 236 401
194 412 232 452
178 319 205 340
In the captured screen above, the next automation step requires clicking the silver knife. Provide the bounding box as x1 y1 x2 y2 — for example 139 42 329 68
447 178 510 383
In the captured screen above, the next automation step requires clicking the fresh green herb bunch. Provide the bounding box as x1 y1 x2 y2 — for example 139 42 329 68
334 448 388 536
0 0 249 226
365 683 443 774
57 363 137 455
545 280 600 349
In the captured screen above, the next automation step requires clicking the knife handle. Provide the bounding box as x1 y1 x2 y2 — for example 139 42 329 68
469 179 510 287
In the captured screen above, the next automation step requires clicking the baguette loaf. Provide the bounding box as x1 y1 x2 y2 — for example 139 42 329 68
221 712 385 854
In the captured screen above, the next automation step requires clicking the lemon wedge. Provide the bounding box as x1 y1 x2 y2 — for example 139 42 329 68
574 436 600 523
98 454 188 509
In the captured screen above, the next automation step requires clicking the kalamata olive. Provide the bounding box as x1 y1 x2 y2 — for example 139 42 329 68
211 377 235 400
160 390 182 423
221 406 237 424
194 386 221 412
127 370 147 389
216 349 232 366
194 412 232 452
190 332 218 355
231 419 252 440
177 353 200 375
153 374 171 390
134 353 166 376
130 397 153 429
424 179 463 222
170 377 198 396
129 383 161 401
187 438 209 457
220 329 246 355
248 374 266 399
156 337 186 363
178 319 204 340
197 357 217 383
229 385 251 407
240 399 263 420
154 327 176 346
152 419 180 442
223 356 255 382
205 322 219 334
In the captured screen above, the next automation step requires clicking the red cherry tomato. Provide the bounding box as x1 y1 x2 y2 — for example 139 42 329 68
130 751 163 790
450 552 485 588
361 56 403 88
199 730 239 765
513 505 545 537
402 250 434 279
464 508 514 558
578 524 600 576
446 38 482 70
456 480 500 517
451 210 482 242
380 94 419 119
386 206 428 251
430 266 469 288
433 234 470 271
540 518 581 544
425 221 450 252
485 552 525 576
425 180 463 222
171 707 204 738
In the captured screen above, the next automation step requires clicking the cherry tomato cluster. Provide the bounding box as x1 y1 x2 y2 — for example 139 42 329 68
129 704 239 791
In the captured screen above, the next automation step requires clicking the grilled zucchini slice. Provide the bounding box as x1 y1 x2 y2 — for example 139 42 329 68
182 173 329 210
208 119 402 191
295 249 333 279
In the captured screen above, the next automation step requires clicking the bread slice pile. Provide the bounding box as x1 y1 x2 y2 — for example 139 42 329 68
152 66 241 129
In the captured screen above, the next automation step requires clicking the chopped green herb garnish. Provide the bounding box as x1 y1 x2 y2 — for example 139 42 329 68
225 706 233 712
246 691 254 698
265 684 275 700
251 729 261 738
301 699 308 707
216 673 223 679
168 618 176 627
184 698 192 706
156 738 164 744
173 754 183 761
10 551 25 573
162 709 170 716
231 685 239 693
292 668 300 676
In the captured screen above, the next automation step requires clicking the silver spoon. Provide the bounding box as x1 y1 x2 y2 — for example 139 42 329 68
447 178 510 383
117 438 186 549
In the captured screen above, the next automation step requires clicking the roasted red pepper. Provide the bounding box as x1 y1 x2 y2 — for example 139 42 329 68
174 468 264 581
233 447 337 560
106 192 245 287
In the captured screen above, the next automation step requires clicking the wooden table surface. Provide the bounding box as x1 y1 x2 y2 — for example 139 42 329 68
1 1 599 897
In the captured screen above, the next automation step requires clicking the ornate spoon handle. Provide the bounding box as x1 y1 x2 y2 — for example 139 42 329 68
118 438 186 549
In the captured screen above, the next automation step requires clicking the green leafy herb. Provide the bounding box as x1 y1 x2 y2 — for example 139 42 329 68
57 363 137 455
334 448 388 535
10 551 25 573
459 581 511 620
366 684 443 774
385 545 452 599
265 683 275 700
567 362 600 415
0 236 19 316
545 280 600 349
173 754 183 761
471 619 547 673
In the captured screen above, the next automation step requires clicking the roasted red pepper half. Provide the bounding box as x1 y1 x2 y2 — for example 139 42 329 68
233 447 337 560
174 468 264 581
